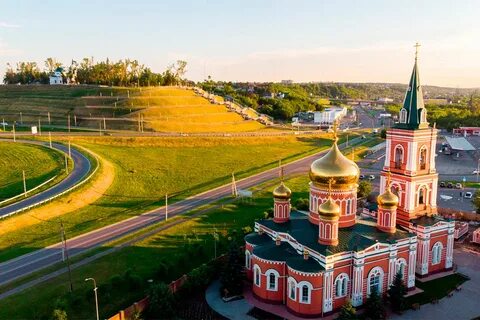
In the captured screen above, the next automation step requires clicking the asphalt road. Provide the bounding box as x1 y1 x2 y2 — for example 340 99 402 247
0 143 337 287
0 139 92 218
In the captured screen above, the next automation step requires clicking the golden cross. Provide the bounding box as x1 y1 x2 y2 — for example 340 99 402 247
280 166 284 182
414 42 421 61
332 120 339 142
328 178 334 197
386 170 392 188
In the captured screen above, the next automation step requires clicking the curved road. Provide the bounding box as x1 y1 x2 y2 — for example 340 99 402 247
0 139 92 218
0 140 361 287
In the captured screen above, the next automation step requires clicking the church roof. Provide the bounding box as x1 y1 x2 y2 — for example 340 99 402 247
395 45 428 130
411 215 452 227
254 212 413 256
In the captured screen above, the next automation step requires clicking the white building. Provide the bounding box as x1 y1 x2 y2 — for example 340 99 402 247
49 67 64 85
313 107 347 124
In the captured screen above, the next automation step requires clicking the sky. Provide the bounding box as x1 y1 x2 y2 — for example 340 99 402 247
0 0 479 87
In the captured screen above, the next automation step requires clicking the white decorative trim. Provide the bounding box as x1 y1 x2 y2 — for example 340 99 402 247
266 269 280 291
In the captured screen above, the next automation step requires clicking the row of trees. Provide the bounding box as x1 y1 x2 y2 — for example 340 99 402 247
3 58 188 87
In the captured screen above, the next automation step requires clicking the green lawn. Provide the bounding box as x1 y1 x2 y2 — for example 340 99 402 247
0 142 66 201
0 135 336 262
406 273 469 307
0 175 310 320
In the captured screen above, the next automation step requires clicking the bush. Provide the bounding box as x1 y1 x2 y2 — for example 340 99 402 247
146 282 176 319
109 274 124 289
51 309 68 320
263 208 274 219
124 270 143 290
295 198 309 211
336 299 358 320
358 180 372 198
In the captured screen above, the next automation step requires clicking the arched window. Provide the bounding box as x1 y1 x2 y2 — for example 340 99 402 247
395 258 407 280
432 242 443 265
418 186 426 206
245 251 251 270
419 146 427 170
253 265 261 287
368 267 384 295
399 108 408 123
298 281 313 304
394 146 403 169
266 269 279 291
334 273 349 298
346 199 352 215
420 108 427 123
288 277 297 301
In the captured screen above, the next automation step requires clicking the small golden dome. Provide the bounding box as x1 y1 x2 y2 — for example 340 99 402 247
309 142 360 187
273 182 291 199
318 197 340 220
377 188 399 208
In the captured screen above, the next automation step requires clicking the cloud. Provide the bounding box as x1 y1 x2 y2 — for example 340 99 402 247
0 21 21 28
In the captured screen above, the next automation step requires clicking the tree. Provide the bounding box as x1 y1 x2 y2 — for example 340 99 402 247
358 180 372 198
336 299 358 320
220 242 243 298
364 288 386 320
146 282 176 319
380 128 387 139
473 189 480 214
295 198 309 211
51 309 68 320
388 271 407 313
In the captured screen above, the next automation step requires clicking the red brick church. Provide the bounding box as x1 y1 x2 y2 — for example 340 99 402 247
244 49 454 317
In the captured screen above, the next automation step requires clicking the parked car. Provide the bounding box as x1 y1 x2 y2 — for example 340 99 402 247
359 174 365 179
447 182 454 188
368 175 375 180
439 181 446 188
465 192 473 199
473 170 480 175
455 183 463 189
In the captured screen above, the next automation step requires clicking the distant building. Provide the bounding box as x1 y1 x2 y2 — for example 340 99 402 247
281 80 293 85
313 107 347 124
453 127 480 136
378 97 394 103
49 67 64 85
454 221 468 239
472 228 480 244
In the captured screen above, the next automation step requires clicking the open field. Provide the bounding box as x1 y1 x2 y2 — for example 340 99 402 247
0 85 265 133
0 134 339 262
0 141 66 201
0 174 309 320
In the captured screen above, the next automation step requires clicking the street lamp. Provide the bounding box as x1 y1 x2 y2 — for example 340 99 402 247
85 278 99 320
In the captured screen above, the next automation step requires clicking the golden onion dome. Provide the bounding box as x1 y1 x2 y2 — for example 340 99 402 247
273 182 292 199
309 142 360 187
377 188 399 208
318 197 340 220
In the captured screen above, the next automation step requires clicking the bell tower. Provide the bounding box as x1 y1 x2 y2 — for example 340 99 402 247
380 43 438 226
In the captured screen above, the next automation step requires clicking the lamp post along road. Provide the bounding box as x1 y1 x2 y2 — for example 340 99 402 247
85 278 99 320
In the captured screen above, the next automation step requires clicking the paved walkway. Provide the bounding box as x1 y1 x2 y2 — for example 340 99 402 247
391 248 480 320
205 280 255 320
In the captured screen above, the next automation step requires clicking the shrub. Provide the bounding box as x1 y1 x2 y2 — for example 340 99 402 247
295 198 309 211
146 282 176 319
51 309 68 320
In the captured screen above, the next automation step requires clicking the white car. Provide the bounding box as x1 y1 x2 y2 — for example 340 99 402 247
368 175 375 180
465 192 473 199
473 170 480 175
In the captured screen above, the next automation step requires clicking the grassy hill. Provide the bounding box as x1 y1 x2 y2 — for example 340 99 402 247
0 85 264 133
0 142 66 201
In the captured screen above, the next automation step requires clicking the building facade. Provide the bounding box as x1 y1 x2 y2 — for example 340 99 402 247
244 51 454 317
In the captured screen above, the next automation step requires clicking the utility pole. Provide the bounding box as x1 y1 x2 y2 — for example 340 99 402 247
85 278 99 320
48 112 51 124
38 118 42 136
68 140 71 158
22 170 27 197
68 115 71 132
74 114 77 127
165 194 168 221
99 121 102 136
103 117 106 130
2 118 5 131
49 132 52 148
65 154 69 174
60 221 74 292
231 172 238 197
20 112 23 125
12 123 16 142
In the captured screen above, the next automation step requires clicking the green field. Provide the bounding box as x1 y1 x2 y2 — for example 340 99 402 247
0 142 66 201
0 174 309 319
0 134 336 262
0 85 264 133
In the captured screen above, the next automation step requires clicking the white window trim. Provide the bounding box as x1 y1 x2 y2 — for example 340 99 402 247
253 264 261 287
298 281 313 304
334 273 349 298
288 277 297 301
432 242 443 265
367 267 384 295
266 269 280 292
245 250 251 270
395 258 407 280
400 108 408 123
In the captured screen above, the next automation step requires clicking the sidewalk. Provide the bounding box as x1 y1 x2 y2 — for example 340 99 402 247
205 280 255 320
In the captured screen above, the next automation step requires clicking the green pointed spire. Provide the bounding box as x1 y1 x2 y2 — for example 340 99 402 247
395 43 429 130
